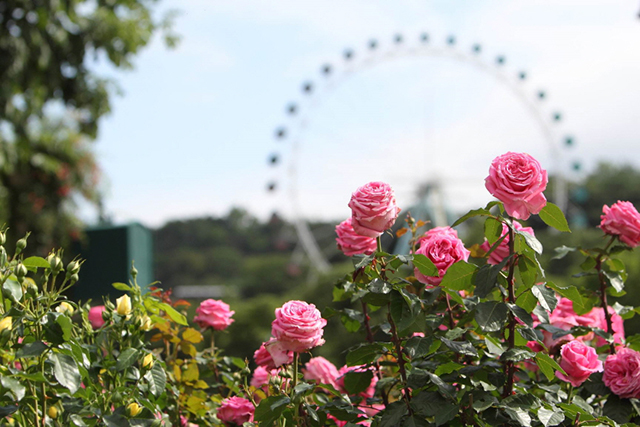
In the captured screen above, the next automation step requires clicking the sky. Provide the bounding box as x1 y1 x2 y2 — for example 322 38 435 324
89 0 640 229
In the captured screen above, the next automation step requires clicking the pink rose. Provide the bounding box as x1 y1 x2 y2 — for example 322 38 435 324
303 356 340 389
270 300 327 353
335 218 378 256
485 152 548 220
254 339 293 369
336 365 378 399
414 228 470 286
217 397 254 426
348 182 401 238
603 347 640 398
599 201 640 247
555 340 603 387
480 222 535 265
194 299 234 331
88 305 106 329
180 415 198 427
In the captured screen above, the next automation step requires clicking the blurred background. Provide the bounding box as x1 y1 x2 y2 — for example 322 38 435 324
2 0 640 362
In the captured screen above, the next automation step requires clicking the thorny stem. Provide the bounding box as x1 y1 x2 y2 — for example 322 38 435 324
387 307 413 414
595 236 617 354
503 221 518 398
445 293 455 330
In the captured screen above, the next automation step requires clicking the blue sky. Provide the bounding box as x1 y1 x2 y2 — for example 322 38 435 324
89 1 640 227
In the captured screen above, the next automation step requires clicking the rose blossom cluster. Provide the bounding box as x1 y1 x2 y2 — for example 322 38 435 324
599 200 640 247
335 218 378 257
194 299 235 331
414 227 470 286
485 151 548 220
603 347 640 398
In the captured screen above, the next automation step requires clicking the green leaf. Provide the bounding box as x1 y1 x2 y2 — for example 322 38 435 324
547 283 593 315
379 401 408 427
531 284 557 313
603 394 633 424
440 261 478 291
474 260 508 298
440 337 478 357
2 280 22 303
343 370 374 395
1 376 25 401
16 341 47 358
405 336 434 359
55 314 73 342
516 290 538 313
346 343 386 366
116 348 139 371
254 396 290 426
112 282 131 291
535 353 565 382
501 348 536 362
475 301 508 332
452 208 491 227
539 203 571 232
604 271 625 293
516 230 543 255
537 407 565 427
518 255 539 289
435 361 464 376
508 304 534 328
156 302 188 326
145 363 166 397
51 352 81 394
503 407 531 426
484 217 503 244
413 254 438 277
485 336 505 356
22 256 51 268
551 246 575 260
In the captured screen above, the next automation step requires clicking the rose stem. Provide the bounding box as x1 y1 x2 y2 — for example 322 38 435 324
503 221 518 398
595 236 617 354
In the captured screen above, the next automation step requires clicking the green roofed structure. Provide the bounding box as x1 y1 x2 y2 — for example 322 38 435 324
72 223 153 302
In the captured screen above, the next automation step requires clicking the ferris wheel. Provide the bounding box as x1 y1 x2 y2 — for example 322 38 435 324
266 31 580 273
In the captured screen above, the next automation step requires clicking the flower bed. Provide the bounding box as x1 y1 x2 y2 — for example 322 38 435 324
1 151 640 426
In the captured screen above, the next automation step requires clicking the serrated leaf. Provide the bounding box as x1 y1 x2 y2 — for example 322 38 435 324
1 377 25 401
116 348 139 371
484 217 503 244
156 302 188 326
546 283 593 315
452 208 491 227
604 271 625 293
516 290 538 313
379 401 408 427
539 203 571 232
435 361 464 376
343 370 373 395
440 261 477 291
504 407 531 426
51 352 81 394
502 348 536 362
22 256 51 268
346 343 386 366
485 336 505 356
413 254 438 277
55 314 73 342
516 230 543 255
535 353 565 382
518 255 539 288
440 337 478 357
531 285 557 313
254 396 290 425
475 301 508 332
146 363 166 397
2 281 22 303
537 407 565 427
16 341 47 358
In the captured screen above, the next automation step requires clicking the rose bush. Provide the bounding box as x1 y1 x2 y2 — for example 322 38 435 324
6 151 640 426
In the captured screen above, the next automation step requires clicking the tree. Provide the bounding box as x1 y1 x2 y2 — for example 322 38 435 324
0 0 177 252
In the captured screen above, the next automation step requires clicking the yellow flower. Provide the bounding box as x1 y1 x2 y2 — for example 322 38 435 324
126 402 142 418
0 316 12 333
55 302 74 316
140 315 153 331
47 406 58 419
142 353 154 370
116 295 132 316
